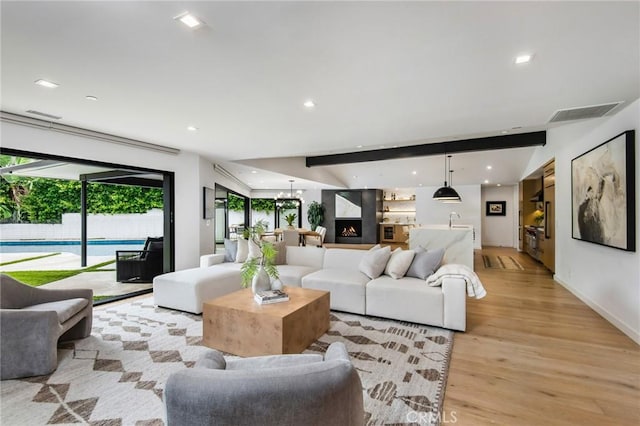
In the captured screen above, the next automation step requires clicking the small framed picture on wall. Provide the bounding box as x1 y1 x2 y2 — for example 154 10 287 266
486 201 506 216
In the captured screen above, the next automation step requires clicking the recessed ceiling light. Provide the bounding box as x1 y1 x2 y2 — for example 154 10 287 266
85 96 98 101
497 184 502 187
303 100 315 108
174 11 203 28
418 183 423 187
352 175 358 179
392 145 398 148
187 126 198 131
412 171 417 175
501 130 508 134
34 79 59 88
484 179 489 184
515 54 533 64
364 186 368 189
380 145 386 148
251 170 257 174
486 165 492 170
356 145 363 148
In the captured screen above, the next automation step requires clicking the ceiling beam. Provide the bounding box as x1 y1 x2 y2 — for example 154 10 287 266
305 131 546 167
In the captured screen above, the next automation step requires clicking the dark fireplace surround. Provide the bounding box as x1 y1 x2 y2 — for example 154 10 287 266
322 189 382 244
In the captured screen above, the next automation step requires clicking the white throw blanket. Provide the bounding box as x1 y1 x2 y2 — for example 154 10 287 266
426 264 487 299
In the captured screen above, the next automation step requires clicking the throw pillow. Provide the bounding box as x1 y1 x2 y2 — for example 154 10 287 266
235 238 249 263
248 238 262 260
273 241 287 265
358 245 392 279
405 248 445 280
223 238 237 263
384 248 416 279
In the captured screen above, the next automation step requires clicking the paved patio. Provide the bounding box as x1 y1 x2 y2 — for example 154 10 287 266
0 252 152 298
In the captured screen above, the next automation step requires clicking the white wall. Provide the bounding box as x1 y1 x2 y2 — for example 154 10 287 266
2 122 215 270
523 100 640 343
0 211 163 240
481 185 518 248
415 185 482 249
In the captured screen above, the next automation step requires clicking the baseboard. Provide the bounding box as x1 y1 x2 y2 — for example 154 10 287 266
554 275 640 345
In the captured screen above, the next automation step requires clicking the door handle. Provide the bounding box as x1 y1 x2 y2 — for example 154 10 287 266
545 201 551 239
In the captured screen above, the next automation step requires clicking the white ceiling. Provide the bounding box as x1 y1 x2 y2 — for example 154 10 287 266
1 1 638 190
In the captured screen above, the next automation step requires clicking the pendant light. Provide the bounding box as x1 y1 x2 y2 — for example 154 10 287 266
433 155 462 202
275 179 305 208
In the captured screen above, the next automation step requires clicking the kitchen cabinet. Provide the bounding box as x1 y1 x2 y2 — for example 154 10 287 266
540 160 555 272
380 224 411 249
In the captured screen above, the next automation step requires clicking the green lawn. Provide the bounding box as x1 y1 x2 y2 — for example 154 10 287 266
4 259 116 287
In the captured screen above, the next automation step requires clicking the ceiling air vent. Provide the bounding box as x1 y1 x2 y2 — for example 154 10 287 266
25 109 62 120
548 101 623 123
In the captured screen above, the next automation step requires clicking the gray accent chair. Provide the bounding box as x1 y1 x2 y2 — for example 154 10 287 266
0 274 93 380
164 342 364 426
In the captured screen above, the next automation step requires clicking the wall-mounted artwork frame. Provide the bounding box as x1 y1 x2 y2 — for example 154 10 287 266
571 130 635 251
486 201 506 216
203 186 215 219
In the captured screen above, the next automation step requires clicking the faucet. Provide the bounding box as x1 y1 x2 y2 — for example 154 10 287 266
449 211 460 228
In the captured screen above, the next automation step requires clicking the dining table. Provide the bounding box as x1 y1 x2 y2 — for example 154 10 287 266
271 228 321 246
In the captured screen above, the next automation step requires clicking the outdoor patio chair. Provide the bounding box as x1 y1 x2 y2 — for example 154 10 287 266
116 236 164 283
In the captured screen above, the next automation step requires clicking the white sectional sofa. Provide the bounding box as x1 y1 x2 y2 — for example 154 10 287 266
153 245 467 331
153 246 325 314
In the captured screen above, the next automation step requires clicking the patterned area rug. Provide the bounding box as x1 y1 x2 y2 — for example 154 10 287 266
482 255 525 270
1 297 453 426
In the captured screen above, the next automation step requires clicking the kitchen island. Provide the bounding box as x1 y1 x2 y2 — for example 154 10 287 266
409 225 474 270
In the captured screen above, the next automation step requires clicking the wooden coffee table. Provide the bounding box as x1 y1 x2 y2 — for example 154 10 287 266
202 286 330 357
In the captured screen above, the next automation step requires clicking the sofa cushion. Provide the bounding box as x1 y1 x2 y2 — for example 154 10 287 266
223 239 237 263
358 245 391 279
235 238 249 263
384 248 415 279
23 298 89 324
366 275 444 326
406 248 445 280
322 248 366 270
287 246 326 269
248 239 262 260
275 265 319 287
302 268 369 314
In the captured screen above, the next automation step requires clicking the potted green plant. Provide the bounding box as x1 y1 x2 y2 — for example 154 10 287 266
240 220 280 292
307 201 324 231
284 213 297 228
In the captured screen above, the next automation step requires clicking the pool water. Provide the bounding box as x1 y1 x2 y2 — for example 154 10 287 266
0 240 146 256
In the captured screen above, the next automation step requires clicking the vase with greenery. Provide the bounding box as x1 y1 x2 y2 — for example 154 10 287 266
307 201 324 231
240 220 280 293
284 213 297 228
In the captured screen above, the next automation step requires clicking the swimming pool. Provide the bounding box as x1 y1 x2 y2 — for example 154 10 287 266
0 240 146 256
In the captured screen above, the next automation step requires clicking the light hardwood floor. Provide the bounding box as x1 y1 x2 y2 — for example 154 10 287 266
444 247 640 425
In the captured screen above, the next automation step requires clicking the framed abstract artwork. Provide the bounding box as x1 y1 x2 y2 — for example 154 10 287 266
571 130 635 251
486 201 506 216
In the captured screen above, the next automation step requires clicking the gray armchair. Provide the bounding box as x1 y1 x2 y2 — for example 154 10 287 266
0 274 93 380
164 342 364 426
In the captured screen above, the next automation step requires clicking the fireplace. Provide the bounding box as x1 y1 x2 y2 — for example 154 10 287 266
335 219 362 239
